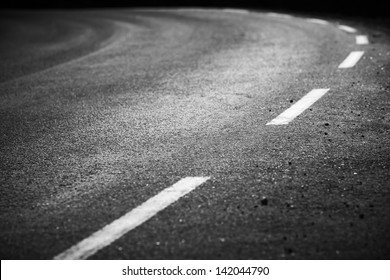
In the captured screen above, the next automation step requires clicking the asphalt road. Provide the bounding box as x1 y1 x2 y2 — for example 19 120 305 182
0 8 389 260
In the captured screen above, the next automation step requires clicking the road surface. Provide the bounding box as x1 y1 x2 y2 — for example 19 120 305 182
0 8 389 259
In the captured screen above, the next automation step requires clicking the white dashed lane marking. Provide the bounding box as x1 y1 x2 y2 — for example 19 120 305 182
338 25 357 33
339 51 364 68
267 12 293 19
307 18 328 25
356 35 369 45
54 176 210 260
267 89 330 125
222 8 249 14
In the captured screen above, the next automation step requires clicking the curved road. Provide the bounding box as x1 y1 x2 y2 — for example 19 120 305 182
0 9 389 259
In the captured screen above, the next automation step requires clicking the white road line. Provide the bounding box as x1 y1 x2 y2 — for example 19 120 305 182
54 176 210 260
356 35 369 45
267 12 292 19
222 8 249 14
338 51 364 68
306 18 328 25
338 25 357 33
266 89 330 125
176 8 216 12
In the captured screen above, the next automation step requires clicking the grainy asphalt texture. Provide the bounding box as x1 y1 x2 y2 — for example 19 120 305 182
0 8 389 259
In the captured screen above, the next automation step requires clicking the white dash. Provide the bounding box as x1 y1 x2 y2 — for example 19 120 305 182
307 18 328 25
176 8 214 12
338 51 364 68
54 176 210 260
338 25 357 33
267 12 292 19
267 89 330 125
356 35 369 45
222 8 249 14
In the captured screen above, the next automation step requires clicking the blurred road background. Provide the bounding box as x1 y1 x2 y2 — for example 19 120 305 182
0 6 389 259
